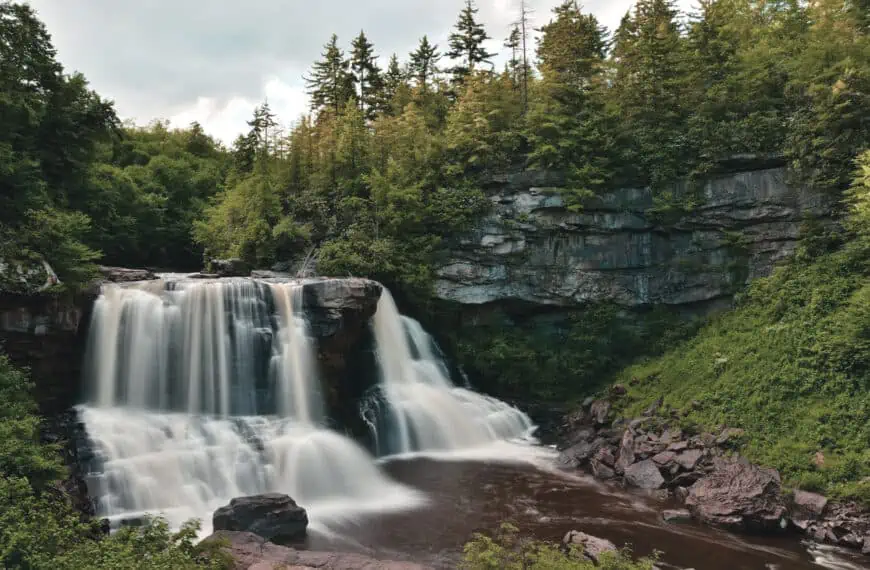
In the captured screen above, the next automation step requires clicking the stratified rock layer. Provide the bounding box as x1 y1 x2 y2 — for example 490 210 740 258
437 168 832 309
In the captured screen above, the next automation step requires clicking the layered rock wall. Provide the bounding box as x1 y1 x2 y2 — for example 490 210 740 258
436 168 833 310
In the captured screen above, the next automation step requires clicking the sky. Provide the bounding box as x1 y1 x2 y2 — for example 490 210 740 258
25 0 696 146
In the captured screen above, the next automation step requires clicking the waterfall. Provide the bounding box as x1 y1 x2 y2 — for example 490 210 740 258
79 277 422 533
370 290 534 455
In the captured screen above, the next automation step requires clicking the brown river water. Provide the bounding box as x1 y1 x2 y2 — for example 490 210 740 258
304 445 870 570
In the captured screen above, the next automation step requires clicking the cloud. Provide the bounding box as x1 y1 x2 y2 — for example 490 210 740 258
24 0 696 145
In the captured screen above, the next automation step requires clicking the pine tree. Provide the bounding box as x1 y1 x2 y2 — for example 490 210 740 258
382 54 411 115
305 34 355 115
505 25 521 81
350 30 385 122
446 0 496 87
247 102 279 156
612 0 689 189
409 36 441 93
537 1 607 88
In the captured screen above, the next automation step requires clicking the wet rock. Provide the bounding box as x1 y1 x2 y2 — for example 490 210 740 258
208 258 252 277
562 530 617 563
675 486 690 504
591 460 616 480
675 449 704 471
685 458 787 533
205 531 428 569
589 400 611 425
582 396 597 409
563 426 597 448
213 494 308 544
594 446 616 467
863 535 870 555
559 439 602 468
789 491 828 530
663 509 693 524
99 266 157 283
624 460 665 490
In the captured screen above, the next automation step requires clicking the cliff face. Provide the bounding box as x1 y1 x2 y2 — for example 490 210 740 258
436 168 833 310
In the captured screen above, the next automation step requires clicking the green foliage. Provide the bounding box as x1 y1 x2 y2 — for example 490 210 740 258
616 201 870 501
0 353 232 569
460 523 658 570
450 304 696 404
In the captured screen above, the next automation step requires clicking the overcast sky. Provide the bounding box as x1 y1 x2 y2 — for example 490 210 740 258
24 0 696 145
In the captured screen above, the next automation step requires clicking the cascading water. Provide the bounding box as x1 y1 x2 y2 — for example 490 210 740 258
369 290 535 456
79 277 422 533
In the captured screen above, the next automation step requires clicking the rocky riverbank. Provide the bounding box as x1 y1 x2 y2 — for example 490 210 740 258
556 392 870 557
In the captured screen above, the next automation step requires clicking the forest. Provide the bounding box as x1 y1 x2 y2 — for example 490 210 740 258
2 0 870 567
3 0 868 298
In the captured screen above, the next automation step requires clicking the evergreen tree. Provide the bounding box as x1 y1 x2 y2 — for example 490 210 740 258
537 1 608 87
382 54 412 116
409 35 441 93
247 102 279 157
611 0 689 188
350 30 385 122
505 25 521 82
305 34 355 115
446 0 496 87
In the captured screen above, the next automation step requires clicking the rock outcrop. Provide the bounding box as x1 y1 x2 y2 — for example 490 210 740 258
205 531 430 570
436 167 832 309
557 396 870 556
213 494 308 545
562 530 618 564
685 458 788 532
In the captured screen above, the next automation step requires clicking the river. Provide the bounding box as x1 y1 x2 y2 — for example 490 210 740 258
305 446 870 570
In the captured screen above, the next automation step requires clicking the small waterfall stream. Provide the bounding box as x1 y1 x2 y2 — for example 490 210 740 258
369 290 534 455
78 277 534 534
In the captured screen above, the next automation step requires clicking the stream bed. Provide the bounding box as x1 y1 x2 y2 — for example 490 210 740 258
305 446 870 570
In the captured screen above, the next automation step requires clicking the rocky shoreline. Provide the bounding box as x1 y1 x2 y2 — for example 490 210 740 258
555 392 870 557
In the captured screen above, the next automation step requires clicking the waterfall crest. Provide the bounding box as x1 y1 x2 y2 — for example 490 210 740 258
80 278 421 532
370 290 534 455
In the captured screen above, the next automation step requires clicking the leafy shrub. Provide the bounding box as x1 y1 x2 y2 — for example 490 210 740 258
460 523 658 570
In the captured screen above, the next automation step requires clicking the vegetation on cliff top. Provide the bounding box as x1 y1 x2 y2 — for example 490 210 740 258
615 150 870 505
3 0 870 299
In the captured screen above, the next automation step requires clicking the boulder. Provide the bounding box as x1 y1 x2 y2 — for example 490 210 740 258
99 266 156 283
652 451 676 466
209 258 252 277
591 460 616 480
789 490 828 530
615 430 636 474
715 428 746 447
559 439 603 468
863 535 870 555
685 458 787 533
562 530 617 563
205 531 429 570
213 494 308 544
589 400 611 425
663 509 693 524
624 459 665 490
674 449 704 471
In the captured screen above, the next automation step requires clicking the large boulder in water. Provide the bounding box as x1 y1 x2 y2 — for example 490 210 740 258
685 458 788 533
99 266 157 283
212 494 308 544
208 258 252 277
204 531 430 569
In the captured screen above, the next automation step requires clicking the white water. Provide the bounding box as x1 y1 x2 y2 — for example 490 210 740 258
80 278 423 533
371 290 535 455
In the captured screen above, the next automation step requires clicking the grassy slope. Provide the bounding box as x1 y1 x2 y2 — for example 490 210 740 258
615 239 870 503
